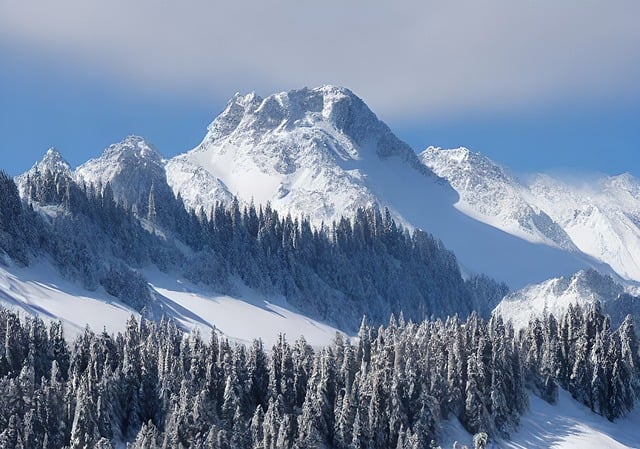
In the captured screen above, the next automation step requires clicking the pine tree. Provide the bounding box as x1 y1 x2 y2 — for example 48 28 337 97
148 183 157 224
69 378 100 449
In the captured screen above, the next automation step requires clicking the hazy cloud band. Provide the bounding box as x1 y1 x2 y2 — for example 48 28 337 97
1 1 639 119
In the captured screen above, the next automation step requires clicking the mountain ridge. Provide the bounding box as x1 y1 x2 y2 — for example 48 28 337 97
14 85 619 289
423 146 640 283
161 86 601 288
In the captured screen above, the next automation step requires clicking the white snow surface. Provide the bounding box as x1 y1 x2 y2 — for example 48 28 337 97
0 260 137 340
492 268 638 330
4 264 639 449
73 135 170 208
74 135 164 188
167 86 386 223
422 147 640 283
165 86 597 289
17 89 637 289
144 268 343 347
421 147 577 251
0 260 342 347
499 390 640 449
439 390 640 449
530 173 640 282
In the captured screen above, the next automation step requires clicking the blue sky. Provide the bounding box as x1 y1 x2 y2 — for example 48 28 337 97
1 2 639 178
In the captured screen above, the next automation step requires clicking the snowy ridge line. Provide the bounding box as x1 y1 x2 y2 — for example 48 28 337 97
494 268 640 331
14 86 639 288
422 147 640 283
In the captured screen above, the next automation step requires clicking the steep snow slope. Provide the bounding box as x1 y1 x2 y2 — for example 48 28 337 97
421 147 576 250
440 390 640 448
530 173 640 282
166 86 596 288
0 260 136 339
439 390 640 449
166 86 422 222
421 147 640 283
493 269 639 329
0 260 341 346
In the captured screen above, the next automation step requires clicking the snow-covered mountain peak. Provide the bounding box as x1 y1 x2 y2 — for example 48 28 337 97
493 268 633 329
76 136 164 184
167 85 434 222
205 92 263 142
421 146 515 183
603 173 640 203
202 86 417 163
43 147 65 162
74 136 171 211
100 135 163 164
34 147 72 175
163 86 605 288
527 172 640 281
14 148 73 198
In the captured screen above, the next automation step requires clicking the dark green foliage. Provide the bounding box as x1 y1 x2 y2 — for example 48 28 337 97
0 307 531 449
100 263 154 312
0 171 39 265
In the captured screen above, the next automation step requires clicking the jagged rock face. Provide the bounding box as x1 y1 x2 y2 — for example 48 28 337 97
14 86 629 290
74 136 173 215
204 86 418 162
37 148 73 176
166 85 439 223
164 86 601 289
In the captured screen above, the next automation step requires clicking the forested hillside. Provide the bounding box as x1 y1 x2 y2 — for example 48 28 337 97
0 303 637 448
2 168 506 331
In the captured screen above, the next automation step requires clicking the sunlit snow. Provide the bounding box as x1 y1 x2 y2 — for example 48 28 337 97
0 261 343 347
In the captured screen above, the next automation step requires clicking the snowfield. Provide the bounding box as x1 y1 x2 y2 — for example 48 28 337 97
0 260 343 347
439 390 640 449
145 268 344 347
493 268 640 330
499 390 640 449
0 260 137 339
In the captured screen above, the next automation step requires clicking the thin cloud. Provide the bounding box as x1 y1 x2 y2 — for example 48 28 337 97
1 1 639 119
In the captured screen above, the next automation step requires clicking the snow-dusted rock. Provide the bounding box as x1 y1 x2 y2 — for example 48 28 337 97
166 85 432 224
74 135 172 213
422 147 640 283
164 86 594 288
421 147 576 250
14 148 72 197
494 268 639 329
530 173 640 282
